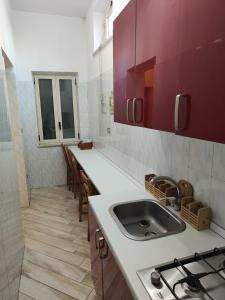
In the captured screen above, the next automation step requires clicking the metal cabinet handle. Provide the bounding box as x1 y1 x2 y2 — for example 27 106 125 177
126 98 134 123
175 94 188 131
95 229 101 250
98 236 108 260
133 98 143 123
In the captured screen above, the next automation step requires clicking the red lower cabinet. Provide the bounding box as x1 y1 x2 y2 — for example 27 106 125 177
89 208 134 300
89 208 103 299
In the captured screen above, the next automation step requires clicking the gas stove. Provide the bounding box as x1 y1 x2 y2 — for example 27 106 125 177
137 247 225 300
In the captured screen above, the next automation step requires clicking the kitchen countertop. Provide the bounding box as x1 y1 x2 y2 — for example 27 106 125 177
69 146 141 194
70 146 225 300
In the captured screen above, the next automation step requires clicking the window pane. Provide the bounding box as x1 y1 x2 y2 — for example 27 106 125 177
0 79 11 142
59 79 75 139
39 79 56 140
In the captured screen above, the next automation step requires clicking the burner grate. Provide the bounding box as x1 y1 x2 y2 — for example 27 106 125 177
155 247 225 300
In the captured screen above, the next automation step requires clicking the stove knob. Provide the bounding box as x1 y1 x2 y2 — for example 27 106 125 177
151 271 161 286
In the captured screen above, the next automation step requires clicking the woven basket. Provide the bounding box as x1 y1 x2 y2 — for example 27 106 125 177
145 174 177 206
181 197 212 231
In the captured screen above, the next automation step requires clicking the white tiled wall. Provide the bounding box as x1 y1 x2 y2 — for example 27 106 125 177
0 69 24 299
88 68 225 230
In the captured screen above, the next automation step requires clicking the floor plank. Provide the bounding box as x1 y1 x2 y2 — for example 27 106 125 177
20 276 76 300
23 220 86 242
20 186 96 300
22 213 87 233
22 260 92 300
23 228 78 252
23 208 71 225
24 238 85 267
31 198 76 212
24 248 86 282
30 202 77 219
18 292 35 300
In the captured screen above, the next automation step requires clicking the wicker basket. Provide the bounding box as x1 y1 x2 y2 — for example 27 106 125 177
145 174 177 206
78 141 93 150
181 197 212 231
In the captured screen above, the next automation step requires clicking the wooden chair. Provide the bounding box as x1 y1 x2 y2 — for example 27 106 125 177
80 170 97 241
69 150 82 199
62 145 73 191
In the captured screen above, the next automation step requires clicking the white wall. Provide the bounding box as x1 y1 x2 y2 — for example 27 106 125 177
13 11 88 82
0 0 15 63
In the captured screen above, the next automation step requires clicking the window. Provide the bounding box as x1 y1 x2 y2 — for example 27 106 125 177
34 74 79 146
93 0 113 52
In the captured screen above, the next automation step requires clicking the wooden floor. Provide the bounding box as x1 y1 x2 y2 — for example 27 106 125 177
19 186 96 300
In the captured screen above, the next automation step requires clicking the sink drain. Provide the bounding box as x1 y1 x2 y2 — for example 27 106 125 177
144 231 157 237
138 219 150 228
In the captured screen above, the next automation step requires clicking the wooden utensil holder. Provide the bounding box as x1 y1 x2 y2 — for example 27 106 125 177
181 197 212 230
145 174 177 206
78 141 93 150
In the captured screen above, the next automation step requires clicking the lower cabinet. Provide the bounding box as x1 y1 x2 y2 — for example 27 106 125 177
89 208 134 300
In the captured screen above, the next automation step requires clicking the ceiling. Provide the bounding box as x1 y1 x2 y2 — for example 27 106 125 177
10 0 93 18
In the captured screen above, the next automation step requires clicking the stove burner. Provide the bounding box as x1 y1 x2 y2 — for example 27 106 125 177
186 276 202 292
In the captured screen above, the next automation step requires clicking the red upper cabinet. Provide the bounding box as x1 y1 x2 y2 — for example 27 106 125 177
176 0 225 143
135 0 180 131
114 0 180 130
113 0 225 143
136 0 179 65
113 0 136 125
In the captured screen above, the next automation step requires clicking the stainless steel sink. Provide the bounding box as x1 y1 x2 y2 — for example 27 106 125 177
110 200 186 241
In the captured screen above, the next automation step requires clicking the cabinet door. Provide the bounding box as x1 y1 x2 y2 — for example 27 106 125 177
176 0 225 143
113 0 136 125
136 0 180 65
135 0 180 131
147 59 178 131
102 238 134 300
89 208 103 300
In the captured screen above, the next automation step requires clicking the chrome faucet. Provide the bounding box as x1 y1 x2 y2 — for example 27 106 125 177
150 176 182 211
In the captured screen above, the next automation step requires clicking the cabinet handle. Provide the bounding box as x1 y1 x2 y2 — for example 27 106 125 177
133 98 143 123
175 94 189 131
126 99 134 123
98 236 108 260
95 229 101 249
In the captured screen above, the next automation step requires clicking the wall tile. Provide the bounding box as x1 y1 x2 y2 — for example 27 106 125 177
189 138 214 174
210 178 225 229
212 142 225 181
187 168 212 206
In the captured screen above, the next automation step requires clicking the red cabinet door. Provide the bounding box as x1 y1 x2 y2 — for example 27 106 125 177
89 208 103 300
113 0 136 125
135 0 180 131
102 243 134 300
176 0 225 143
136 0 179 66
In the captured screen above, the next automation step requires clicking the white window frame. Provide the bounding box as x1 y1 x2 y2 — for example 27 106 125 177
34 74 79 147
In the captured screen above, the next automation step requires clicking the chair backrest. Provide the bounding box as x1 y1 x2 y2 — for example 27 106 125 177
80 170 96 197
69 150 81 184
62 144 70 168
